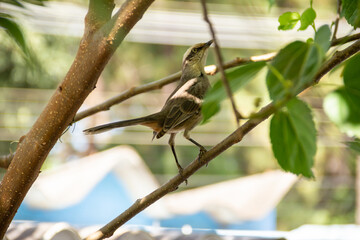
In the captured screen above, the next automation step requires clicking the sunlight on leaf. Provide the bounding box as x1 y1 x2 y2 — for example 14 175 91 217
298 7 316 31
278 12 300 30
324 88 360 137
324 53 360 137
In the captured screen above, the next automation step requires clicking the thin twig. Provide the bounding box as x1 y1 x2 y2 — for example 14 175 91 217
200 0 243 123
332 0 342 41
85 38 360 240
331 33 360 46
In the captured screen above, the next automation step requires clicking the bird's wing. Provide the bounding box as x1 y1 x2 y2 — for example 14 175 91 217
162 77 204 132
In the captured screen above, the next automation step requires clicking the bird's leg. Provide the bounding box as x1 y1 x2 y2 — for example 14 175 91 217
169 133 188 185
169 134 189 185
184 130 207 160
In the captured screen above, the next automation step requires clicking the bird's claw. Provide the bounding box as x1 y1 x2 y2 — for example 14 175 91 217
199 147 207 157
177 165 188 185
198 147 208 166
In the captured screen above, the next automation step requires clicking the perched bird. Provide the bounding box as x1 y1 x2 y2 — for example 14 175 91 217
84 40 213 173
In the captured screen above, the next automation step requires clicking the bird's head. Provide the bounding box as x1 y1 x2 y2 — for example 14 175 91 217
182 40 213 74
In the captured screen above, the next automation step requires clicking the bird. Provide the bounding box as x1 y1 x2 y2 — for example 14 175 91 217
84 40 213 174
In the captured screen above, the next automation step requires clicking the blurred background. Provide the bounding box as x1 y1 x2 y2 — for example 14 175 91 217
0 0 358 232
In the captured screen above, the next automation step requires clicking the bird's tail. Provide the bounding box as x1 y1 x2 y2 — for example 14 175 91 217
83 114 158 135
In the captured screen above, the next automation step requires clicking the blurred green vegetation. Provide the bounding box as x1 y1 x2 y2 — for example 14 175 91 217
0 0 357 232
0 31 78 88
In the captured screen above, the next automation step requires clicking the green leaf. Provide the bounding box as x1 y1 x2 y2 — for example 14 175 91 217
0 0 24 7
298 44 322 89
202 61 266 123
343 53 360 92
341 0 360 29
324 87 360 137
266 40 323 101
314 25 331 54
0 16 29 56
267 41 307 100
0 0 47 9
278 12 300 31
324 53 360 137
23 0 46 6
346 139 360 154
298 7 316 31
201 101 220 124
270 98 316 177
205 61 266 103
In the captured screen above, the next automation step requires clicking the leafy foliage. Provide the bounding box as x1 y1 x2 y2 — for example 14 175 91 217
341 0 360 28
278 4 316 32
1 0 24 7
0 0 47 57
0 15 29 56
270 98 316 177
299 7 316 31
278 12 300 30
324 53 360 137
266 24 331 177
202 61 266 123
266 25 330 102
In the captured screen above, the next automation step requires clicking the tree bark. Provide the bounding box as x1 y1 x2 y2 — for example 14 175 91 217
0 0 154 237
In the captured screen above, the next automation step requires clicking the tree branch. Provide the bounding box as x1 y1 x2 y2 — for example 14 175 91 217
84 0 115 37
85 41 360 240
331 33 360 46
200 0 243 123
74 53 276 122
0 0 155 237
316 40 360 83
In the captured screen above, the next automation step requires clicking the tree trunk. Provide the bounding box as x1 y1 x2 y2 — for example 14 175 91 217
0 0 154 237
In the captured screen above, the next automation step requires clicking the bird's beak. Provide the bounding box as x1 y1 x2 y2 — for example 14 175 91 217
204 39 213 48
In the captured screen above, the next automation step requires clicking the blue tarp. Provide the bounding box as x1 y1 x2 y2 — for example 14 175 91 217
15 172 276 230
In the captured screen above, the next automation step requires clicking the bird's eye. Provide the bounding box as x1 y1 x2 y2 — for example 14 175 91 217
192 48 198 53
